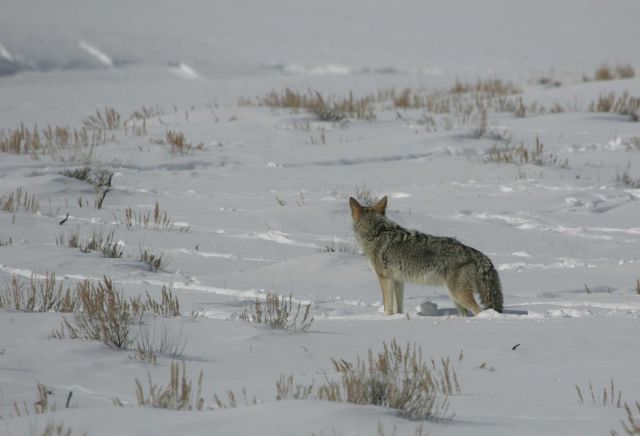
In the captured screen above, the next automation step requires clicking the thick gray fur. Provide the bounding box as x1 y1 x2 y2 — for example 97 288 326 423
350 196 503 316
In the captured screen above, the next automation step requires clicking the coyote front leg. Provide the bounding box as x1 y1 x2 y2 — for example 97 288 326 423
377 274 395 314
377 274 404 314
393 280 404 314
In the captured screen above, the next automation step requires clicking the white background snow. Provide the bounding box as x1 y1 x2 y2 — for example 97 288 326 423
1 1 640 435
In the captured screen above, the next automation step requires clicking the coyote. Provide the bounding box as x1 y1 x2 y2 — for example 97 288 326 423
349 196 503 316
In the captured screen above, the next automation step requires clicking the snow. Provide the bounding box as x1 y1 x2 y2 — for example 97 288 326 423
1 0 640 435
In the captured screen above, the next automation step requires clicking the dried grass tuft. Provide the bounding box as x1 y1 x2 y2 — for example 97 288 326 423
485 136 569 168
50 278 179 349
277 340 455 421
240 292 313 332
127 361 204 411
0 273 78 312
575 378 623 408
1 187 40 214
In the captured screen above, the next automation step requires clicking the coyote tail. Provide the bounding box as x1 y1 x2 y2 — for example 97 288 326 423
476 258 504 312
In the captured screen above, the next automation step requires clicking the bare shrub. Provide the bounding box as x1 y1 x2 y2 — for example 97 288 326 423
63 167 114 210
11 382 56 417
63 167 113 189
575 379 623 407
166 130 190 153
241 88 376 121
450 78 521 96
40 421 78 436
354 184 377 206
43 125 109 151
595 64 615 81
616 163 640 188
590 92 640 121
0 273 78 312
51 279 181 351
1 187 40 214
122 202 186 231
471 106 488 138
240 292 313 332
130 286 180 317
80 227 123 258
485 136 569 168
593 63 635 81
278 340 454 421
616 64 636 79
59 226 123 258
317 238 361 255
612 401 640 435
135 318 187 361
0 124 42 154
83 107 121 131
276 374 314 400
129 361 204 411
52 277 140 349
622 136 640 151
139 248 170 272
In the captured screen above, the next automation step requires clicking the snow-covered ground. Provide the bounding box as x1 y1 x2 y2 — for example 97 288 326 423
1 1 640 435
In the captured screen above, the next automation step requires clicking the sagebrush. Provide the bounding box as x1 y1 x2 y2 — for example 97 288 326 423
240 292 313 332
277 339 455 421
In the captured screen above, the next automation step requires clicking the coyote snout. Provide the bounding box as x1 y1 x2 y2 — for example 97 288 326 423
349 196 503 316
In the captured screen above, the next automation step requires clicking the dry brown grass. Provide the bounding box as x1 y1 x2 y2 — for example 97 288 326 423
58 226 123 258
593 63 635 81
63 167 113 189
240 292 313 332
40 421 79 436
575 379 623 407
616 163 640 188
0 273 78 312
83 107 121 131
240 88 376 121
616 64 636 79
123 106 163 137
0 107 123 160
485 136 569 168
1 186 40 214
120 361 205 410
612 401 640 435
595 64 616 81
0 123 112 160
164 130 203 154
450 78 521 96
139 248 170 272
7 382 57 419
134 319 186 363
590 92 640 121
52 277 139 349
317 238 360 255
122 202 187 231
0 124 43 154
277 339 455 421
51 277 180 349
131 286 180 317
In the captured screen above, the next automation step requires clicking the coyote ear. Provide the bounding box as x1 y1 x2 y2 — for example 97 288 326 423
349 197 363 220
372 196 388 215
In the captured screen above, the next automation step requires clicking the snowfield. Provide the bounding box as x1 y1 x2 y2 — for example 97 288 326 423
1 1 640 435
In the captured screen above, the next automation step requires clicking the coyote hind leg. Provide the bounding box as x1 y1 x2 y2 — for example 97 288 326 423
452 290 482 316
454 302 470 317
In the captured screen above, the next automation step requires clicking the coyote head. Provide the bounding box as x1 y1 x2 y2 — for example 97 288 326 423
348 196 387 221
